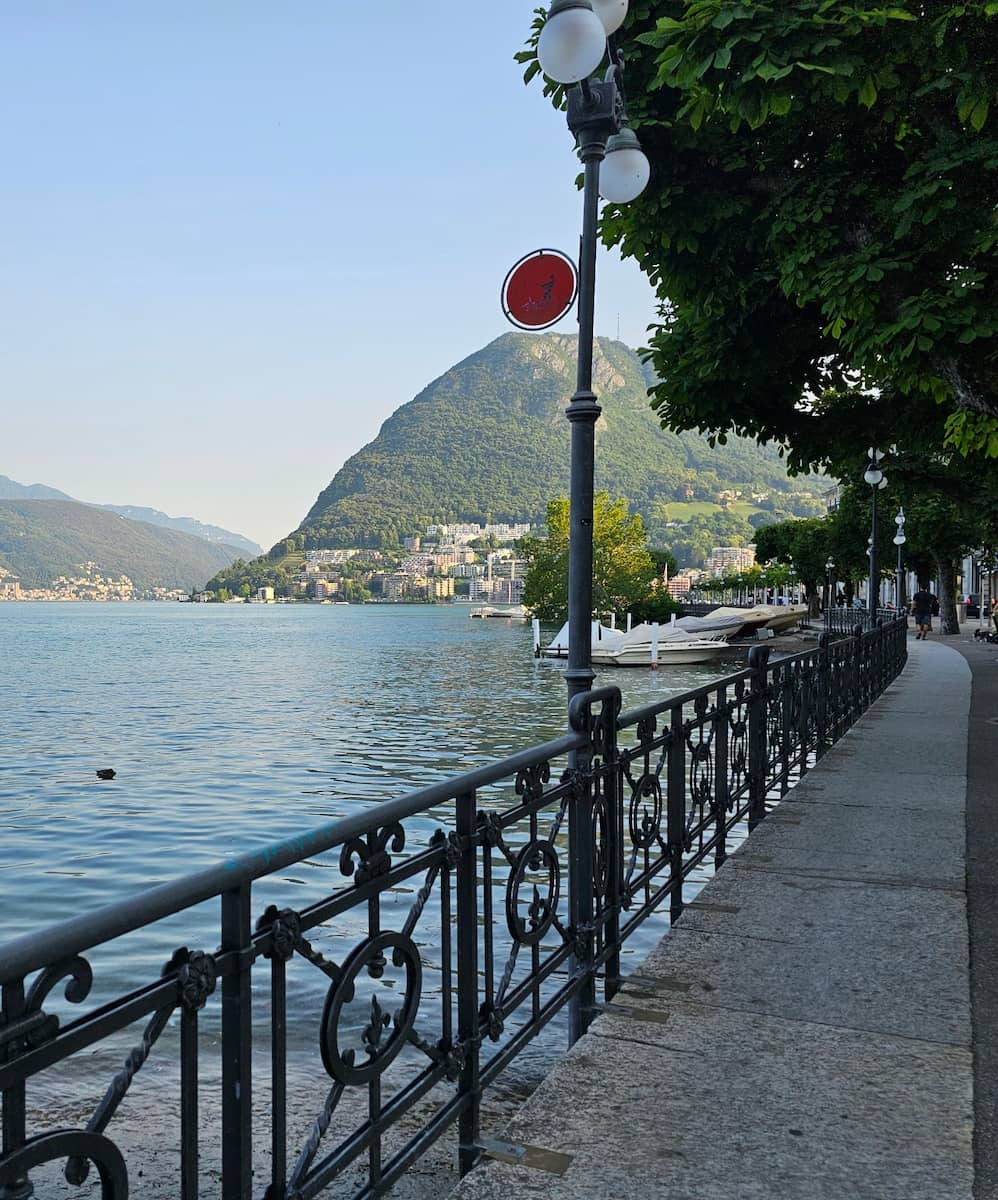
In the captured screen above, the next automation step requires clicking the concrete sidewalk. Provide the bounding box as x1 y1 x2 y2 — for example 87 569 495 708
451 639 975 1199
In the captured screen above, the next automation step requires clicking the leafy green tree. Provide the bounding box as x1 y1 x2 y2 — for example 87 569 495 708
521 493 658 622
649 547 679 579
755 516 834 613
630 589 683 624
527 1 997 462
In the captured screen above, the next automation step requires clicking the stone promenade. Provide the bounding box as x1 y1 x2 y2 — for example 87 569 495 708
451 636 984 1199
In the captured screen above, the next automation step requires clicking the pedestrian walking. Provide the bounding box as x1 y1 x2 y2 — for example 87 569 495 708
911 585 935 639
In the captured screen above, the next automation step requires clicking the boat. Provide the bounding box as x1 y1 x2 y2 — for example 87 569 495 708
698 604 808 639
470 604 527 619
541 619 730 667
595 636 728 667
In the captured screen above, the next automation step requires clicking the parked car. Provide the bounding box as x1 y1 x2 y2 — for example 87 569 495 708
965 594 981 618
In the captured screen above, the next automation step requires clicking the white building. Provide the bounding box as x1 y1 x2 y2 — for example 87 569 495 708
709 546 756 577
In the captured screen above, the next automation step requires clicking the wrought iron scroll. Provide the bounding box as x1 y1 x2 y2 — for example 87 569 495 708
0 617 907 1199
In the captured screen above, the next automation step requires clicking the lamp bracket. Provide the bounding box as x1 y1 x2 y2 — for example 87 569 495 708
568 79 623 142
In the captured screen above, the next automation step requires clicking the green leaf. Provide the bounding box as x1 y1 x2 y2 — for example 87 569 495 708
771 94 792 116
713 46 732 69
858 76 877 108
970 99 990 131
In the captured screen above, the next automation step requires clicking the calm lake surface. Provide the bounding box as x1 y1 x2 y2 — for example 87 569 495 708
0 602 750 1059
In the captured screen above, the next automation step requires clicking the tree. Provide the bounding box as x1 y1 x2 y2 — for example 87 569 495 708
527 2 997 462
521 493 658 622
649 547 679 579
754 516 833 614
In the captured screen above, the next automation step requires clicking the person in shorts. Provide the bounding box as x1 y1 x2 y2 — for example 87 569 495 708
911 586 935 639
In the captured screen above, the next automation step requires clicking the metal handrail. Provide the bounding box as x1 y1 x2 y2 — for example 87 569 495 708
0 616 909 1200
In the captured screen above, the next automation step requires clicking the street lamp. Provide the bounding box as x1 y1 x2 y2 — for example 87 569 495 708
825 557 835 618
893 509 906 613
864 448 888 615
538 0 650 706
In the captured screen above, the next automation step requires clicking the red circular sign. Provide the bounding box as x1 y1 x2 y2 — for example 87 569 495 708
501 249 578 331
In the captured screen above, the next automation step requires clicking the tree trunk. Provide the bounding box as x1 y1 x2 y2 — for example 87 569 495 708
934 554 960 635
805 581 821 617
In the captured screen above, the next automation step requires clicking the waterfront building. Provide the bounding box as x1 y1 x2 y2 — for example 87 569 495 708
709 546 756 576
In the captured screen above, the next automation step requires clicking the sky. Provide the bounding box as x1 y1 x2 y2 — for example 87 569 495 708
1 3 659 550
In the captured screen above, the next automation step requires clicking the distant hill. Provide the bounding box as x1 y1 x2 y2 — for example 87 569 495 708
0 474 261 557
0 500 246 592
98 505 262 558
295 332 825 549
0 475 73 502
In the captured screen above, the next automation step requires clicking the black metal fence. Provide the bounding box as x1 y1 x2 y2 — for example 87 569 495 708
824 606 901 635
0 620 908 1200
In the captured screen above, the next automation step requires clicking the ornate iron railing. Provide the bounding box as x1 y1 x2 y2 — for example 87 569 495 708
824 607 901 635
0 621 907 1200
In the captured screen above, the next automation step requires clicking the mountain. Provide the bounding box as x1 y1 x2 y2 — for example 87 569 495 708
0 475 261 557
294 333 824 550
0 500 247 592
0 475 74 502
98 505 262 558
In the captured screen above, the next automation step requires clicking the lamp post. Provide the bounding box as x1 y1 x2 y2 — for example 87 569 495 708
825 557 835 619
538 0 650 708
893 509 906 613
864 448 888 615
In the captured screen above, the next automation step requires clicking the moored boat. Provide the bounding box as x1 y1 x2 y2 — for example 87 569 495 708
542 619 730 667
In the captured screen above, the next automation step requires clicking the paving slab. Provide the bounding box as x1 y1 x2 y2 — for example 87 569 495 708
717 798 965 886
453 1003 973 1200
780 772 967 815
449 640 975 1200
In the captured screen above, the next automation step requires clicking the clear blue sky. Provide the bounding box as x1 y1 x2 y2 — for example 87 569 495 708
1 3 659 549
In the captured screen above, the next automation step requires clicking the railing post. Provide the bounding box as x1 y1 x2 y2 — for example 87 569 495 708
455 791 481 1176
667 704 686 923
748 645 770 830
852 624 864 726
714 684 729 869
568 707 595 1045
221 883 253 1200
780 663 793 794
601 698 624 1002
0 981 31 1200
815 632 830 760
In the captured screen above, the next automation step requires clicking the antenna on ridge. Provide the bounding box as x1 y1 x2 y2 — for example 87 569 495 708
616 313 621 341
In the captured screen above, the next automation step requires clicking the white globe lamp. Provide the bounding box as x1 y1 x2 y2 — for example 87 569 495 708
592 0 629 35
599 128 650 203
538 0 608 84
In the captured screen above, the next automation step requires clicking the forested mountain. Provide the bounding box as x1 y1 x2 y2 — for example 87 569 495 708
0 500 245 591
98 505 262 558
295 333 825 550
0 475 260 556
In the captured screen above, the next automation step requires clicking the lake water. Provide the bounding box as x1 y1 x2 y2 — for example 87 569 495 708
1 602 759 1192
1 602 746 930
1 602 750 1088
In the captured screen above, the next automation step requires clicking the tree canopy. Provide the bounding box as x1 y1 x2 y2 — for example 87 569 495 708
529 1 997 465
521 493 659 622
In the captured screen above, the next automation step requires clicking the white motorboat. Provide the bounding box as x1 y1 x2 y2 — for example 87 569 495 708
699 604 808 638
594 637 728 667
470 604 527 619
542 619 730 667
